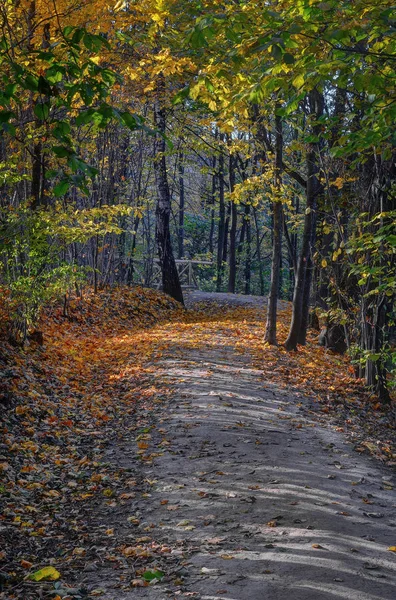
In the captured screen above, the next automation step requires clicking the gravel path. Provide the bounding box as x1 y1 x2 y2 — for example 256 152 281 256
92 293 396 600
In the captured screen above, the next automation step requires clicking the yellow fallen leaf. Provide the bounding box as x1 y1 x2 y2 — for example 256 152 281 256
29 566 60 581
388 546 396 552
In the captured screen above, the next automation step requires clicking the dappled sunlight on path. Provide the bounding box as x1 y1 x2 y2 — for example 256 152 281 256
91 293 396 599
2 289 395 599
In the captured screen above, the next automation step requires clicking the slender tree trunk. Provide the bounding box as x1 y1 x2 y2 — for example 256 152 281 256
209 155 216 255
228 154 237 293
127 215 140 284
216 150 225 291
178 152 185 259
264 113 283 344
154 94 184 304
253 207 265 296
244 204 251 295
223 202 230 264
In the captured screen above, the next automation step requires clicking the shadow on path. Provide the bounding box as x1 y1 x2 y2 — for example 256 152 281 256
99 293 396 600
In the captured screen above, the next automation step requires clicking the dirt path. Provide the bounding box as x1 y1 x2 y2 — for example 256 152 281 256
87 292 396 600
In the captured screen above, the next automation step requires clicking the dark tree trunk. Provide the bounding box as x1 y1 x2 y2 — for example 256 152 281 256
178 152 185 259
154 96 184 305
228 154 237 293
244 204 251 295
223 202 230 264
359 154 395 403
209 154 216 255
265 112 283 344
216 150 225 291
31 142 43 209
253 207 265 296
285 90 324 350
126 215 140 284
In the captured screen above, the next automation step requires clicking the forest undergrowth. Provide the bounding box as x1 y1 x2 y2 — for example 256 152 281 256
0 288 395 598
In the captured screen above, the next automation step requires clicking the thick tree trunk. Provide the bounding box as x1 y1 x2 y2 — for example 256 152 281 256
154 97 184 305
264 113 283 344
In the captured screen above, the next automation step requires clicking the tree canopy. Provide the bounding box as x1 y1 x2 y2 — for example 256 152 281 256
0 0 395 398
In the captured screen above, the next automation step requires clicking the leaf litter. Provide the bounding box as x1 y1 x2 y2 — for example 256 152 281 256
0 287 395 598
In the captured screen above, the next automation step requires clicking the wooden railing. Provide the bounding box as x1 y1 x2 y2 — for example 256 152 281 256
132 258 212 289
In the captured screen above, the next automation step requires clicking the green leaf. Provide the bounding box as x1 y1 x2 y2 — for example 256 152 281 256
29 566 61 582
53 146 72 158
172 86 190 105
53 121 71 138
34 103 50 120
76 109 97 126
2 122 16 136
5 84 17 99
142 570 164 582
101 69 118 86
283 53 295 65
271 44 283 60
72 28 85 44
83 33 110 52
37 76 52 96
0 111 15 123
53 180 70 197
24 74 39 92
68 156 98 178
387 235 396 247
63 26 75 37
46 66 64 84
120 111 141 131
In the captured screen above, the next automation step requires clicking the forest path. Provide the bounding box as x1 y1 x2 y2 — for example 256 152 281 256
90 292 396 600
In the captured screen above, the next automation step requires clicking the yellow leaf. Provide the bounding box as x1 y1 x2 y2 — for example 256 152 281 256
388 546 396 552
29 566 60 582
321 259 328 268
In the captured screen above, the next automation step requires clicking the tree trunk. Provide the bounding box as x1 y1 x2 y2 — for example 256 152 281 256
285 90 323 350
216 150 225 291
264 112 283 344
244 204 251 295
209 154 216 255
228 154 237 293
253 207 265 296
178 152 185 259
154 96 184 304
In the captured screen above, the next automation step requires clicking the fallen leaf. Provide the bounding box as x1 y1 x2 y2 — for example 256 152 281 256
20 560 33 569
29 566 60 582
